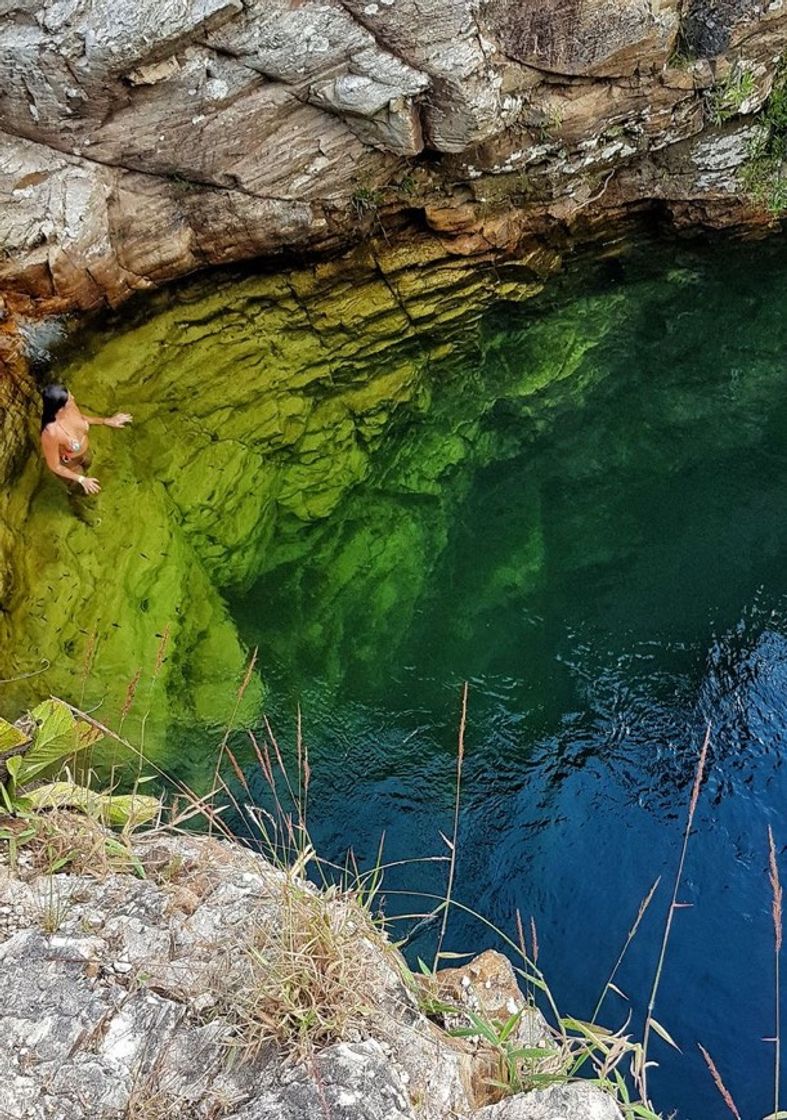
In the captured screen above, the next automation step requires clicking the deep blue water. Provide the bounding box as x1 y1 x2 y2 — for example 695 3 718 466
228 235 787 1118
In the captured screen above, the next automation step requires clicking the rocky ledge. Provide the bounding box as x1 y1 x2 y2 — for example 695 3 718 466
1 0 786 314
0 827 624 1120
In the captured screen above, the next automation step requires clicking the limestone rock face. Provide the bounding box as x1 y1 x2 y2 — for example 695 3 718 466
0 831 624 1120
0 0 785 311
474 1084 626 1120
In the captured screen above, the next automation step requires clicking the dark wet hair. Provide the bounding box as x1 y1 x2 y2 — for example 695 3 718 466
41 383 69 431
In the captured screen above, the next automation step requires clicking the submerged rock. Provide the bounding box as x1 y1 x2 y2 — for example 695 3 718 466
0 240 633 751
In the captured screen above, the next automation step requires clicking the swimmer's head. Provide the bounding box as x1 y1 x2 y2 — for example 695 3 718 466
41 383 69 430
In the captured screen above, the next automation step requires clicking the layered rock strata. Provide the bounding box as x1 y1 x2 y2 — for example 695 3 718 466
1 0 786 313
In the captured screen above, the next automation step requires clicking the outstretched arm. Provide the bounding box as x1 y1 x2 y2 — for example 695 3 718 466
80 410 133 429
41 431 101 494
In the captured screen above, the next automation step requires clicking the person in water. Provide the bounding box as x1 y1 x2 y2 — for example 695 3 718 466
40 383 132 495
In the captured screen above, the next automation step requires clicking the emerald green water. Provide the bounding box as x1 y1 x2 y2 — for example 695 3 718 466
5 233 787 1116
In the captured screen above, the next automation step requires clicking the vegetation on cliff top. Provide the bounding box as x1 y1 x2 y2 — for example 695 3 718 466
2 675 782 1120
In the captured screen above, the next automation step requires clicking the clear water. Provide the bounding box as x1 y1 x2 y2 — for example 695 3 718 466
8 233 787 1117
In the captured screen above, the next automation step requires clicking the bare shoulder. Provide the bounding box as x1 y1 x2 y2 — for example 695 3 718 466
41 423 57 445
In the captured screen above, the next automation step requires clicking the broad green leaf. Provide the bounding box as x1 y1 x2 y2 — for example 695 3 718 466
75 720 104 751
762 1113 787 1119
5 755 23 780
24 782 101 815
24 782 159 828
15 701 102 785
0 718 27 753
101 793 159 828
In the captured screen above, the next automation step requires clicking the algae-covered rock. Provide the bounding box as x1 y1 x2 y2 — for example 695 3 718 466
0 245 648 756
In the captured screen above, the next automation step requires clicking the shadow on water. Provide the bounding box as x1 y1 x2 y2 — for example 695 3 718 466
7 231 787 1117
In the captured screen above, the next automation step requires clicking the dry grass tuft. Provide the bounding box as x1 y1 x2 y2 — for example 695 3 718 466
223 873 384 1063
12 807 142 880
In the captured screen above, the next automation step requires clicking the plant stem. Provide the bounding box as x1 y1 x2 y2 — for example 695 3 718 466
641 723 710 1104
592 876 661 1024
433 681 468 971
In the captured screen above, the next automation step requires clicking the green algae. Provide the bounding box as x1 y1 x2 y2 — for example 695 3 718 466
0 241 671 758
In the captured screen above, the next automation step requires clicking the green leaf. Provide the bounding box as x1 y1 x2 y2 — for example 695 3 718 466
508 1046 554 1060
513 967 548 992
498 1010 523 1042
101 793 159 828
0 718 27 753
24 782 159 828
104 837 146 878
417 957 433 976
75 720 104 752
0 781 14 812
465 1012 500 1047
612 1069 631 1106
562 1017 613 1039
435 951 475 960
14 701 104 786
49 853 78 872
762 1113 787 1119
15 700 78 784
6 755 22 780
3 755 23 803
24 781 99 814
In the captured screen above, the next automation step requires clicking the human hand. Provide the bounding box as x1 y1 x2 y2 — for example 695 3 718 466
79 476 101 495
106 413 133 428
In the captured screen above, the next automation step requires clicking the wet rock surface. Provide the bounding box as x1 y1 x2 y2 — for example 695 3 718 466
0 830 622 1120
0 0 785 311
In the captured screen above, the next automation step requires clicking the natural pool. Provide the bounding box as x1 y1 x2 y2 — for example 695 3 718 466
4 232 787 1117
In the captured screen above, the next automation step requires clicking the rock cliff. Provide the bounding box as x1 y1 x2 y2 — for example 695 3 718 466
0 827 624 1120
1 0 786 313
